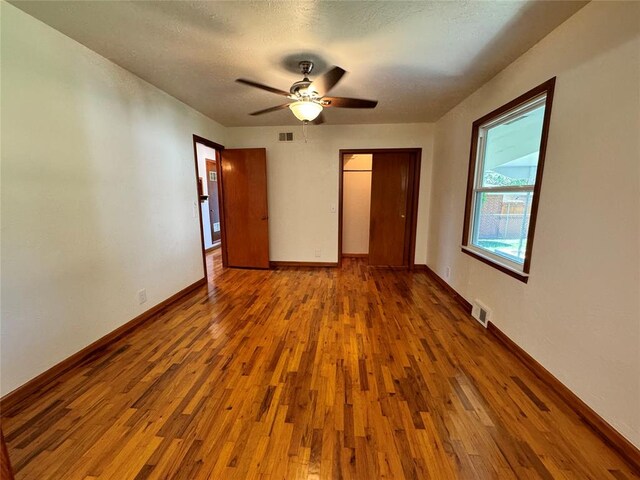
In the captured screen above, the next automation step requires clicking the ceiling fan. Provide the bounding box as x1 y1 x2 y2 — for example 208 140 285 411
236 61 378 124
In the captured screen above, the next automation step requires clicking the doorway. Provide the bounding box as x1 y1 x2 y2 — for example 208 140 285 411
193 134 224 280
338 149 421 269
193 139 270 275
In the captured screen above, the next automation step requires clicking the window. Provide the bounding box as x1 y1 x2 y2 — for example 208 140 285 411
462 78 555 282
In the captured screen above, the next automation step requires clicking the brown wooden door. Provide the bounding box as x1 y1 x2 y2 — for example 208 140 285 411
368 152 413 267
206 160 221 243
220 148 270 268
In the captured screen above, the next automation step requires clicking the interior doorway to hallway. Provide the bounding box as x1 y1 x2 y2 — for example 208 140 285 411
193 136 271 276
193 134 224 280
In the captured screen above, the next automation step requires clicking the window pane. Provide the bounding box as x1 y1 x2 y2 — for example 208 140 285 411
481 102 545 187
472 191 533 264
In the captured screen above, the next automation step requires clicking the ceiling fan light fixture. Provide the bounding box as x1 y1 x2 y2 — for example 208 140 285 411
289 100 323 122
237 62 378 123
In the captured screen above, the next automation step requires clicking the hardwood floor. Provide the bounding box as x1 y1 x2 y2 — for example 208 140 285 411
2 251 638 479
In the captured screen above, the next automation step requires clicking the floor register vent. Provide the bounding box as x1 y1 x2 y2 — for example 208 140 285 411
472 300 491 328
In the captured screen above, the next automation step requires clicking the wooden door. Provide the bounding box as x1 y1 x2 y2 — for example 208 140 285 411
368 152 413 266
206 160 221 243
220 148 270 268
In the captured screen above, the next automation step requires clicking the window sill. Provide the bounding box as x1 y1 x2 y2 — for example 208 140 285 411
460 246 529 283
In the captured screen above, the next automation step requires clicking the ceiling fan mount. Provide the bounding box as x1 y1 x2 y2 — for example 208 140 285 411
298 60 314 77
236 60 378 123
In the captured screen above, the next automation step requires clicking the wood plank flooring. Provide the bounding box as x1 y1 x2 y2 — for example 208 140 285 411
2 251 638 479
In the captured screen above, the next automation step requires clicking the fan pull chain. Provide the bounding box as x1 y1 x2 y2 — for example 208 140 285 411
303 121 309 143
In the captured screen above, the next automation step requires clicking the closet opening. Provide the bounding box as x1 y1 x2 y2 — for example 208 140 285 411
338 149 421 269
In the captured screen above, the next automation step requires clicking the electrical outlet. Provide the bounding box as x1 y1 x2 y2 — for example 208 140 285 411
137 289 147 305
315 248 321 258
445 266 451 279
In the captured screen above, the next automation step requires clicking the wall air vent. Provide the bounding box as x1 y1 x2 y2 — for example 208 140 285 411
471 300 491 328
278 132 294 142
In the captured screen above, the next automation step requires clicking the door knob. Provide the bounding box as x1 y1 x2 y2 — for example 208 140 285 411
401 214 405 218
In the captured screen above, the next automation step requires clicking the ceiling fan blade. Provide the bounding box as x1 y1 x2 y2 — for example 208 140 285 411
309 66 346 97
249 104 290 116
312 112 325 125
323 97 378 109
236 78 290 96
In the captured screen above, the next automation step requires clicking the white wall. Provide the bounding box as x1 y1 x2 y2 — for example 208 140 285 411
196 143 217 249
226 124 434 263
0 3 227 396
342 155 372 255
427 1 640 447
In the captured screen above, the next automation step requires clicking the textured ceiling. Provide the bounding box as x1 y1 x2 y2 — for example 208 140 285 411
10 0 587 126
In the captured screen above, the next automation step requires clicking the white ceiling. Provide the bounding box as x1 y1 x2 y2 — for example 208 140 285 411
10 0 586 126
